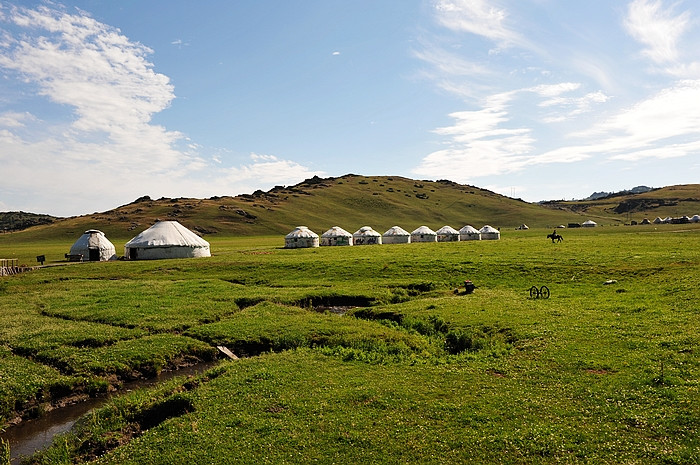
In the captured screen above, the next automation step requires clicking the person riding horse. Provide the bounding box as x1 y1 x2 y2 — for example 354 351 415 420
547 230 563 243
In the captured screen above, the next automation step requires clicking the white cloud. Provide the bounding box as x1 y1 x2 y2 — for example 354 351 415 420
413 91 535 180
222 153 324 185
433 0 521 47
0 111 35 127
0 5 323 216
624 0 690 65
536 80 700 162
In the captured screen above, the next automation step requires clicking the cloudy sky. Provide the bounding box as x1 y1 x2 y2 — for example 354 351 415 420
1 1 699 216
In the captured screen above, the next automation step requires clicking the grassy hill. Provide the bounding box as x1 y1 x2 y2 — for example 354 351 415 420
0 211 57 232
1 175 601 242
3 176 700 245
541 184 700 223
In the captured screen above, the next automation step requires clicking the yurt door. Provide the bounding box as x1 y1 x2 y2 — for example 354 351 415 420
89 248 100 261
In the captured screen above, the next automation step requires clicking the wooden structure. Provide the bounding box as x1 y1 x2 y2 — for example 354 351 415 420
1 259 19 276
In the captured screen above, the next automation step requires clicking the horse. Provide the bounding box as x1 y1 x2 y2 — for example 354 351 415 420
547 233 563 243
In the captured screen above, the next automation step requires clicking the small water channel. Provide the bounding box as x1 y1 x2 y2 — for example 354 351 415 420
2 361 218 464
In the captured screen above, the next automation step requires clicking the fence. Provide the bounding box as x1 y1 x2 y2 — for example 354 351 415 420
1 259 20 276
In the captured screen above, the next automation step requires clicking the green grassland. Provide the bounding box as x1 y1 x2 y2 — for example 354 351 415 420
0 225 698 464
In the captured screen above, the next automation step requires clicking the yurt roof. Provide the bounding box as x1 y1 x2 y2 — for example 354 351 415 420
479 225 499 234
436 225 459 235
321 226 352 237
383 226 410 236
582 220 597 225
411 226 436 235
353 226 381 236
691 214 700 222
126 221 210 248
71 230 114 250
459 225 479 234
285 226 319 239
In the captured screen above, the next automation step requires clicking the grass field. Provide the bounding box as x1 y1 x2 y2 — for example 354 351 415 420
1 225 698 464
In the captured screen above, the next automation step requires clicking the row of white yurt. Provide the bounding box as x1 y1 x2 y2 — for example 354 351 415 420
653 215 700 224
286 224 500 248
67 221 211 261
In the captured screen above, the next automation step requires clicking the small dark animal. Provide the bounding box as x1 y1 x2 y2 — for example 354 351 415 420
547 233 564 243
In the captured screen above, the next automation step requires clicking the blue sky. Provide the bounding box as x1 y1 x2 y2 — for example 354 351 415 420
1 1 699 216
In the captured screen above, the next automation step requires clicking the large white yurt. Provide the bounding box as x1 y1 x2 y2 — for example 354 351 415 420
320 226 353 246
353 226 382 245
582 220 598 228
411 226 437 243
382 226 411 244
459 225 481 241
436 225 460 242
479 225 500 240
284 226 319 249
125 221 211 260
691 214 700 223
69 230 117 261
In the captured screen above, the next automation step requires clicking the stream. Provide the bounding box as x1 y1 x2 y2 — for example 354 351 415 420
2 361 218 464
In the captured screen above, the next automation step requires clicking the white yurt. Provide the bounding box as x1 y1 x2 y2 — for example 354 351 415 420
479 225 500 240
284 226 319 249
516 224 529 230
411 226 437 243
69 230 117 261
436 225 460 242
382 226 411 244
125 221 211 259
653 217 663 224
353 226 382 245
459 225 481 241
582 220 598 228
691 214 700 223
641 218 651 225
320 226 353 246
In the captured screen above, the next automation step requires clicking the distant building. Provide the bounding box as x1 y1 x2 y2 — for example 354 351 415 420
353 226 382 245
459 225 481 241
436 225 460 242
411 226 437 243
285 226 320 249
479 225 500 240
69 229 117 261
320 226 353 246
382 226 411 244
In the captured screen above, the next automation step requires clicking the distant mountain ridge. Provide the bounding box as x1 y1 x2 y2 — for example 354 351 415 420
584 186 655 201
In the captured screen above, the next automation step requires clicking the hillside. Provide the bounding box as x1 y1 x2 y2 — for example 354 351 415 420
5 177 700 242
2 175 591 241
0 211 57 232
541 184 700 223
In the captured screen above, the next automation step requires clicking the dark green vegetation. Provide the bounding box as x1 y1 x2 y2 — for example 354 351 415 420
1 225 698 464
0 212 56 233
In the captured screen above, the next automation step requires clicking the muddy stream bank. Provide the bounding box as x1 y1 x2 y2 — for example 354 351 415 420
2 361 219 464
